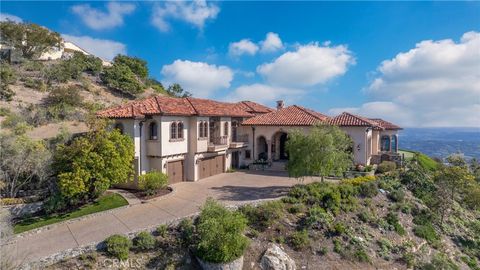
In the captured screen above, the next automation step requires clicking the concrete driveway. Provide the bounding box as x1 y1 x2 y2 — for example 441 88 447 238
3 171 312 267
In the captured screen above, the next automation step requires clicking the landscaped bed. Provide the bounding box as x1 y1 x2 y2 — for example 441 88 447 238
14 193 128 234
129 187 172 201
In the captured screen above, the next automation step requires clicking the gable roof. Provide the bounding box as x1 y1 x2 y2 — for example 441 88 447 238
96 96 254 119
369 118 402 130
241 105 330 126
328 112 384 130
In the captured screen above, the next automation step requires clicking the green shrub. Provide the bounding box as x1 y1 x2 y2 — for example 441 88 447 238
195 198 249 263
332 222 347 235
305 206 334 229
386 212 406 236
178 218 195 246
419 253 459 270
156 224 168 237
358 211 373 223
342 175 376 186
101 63 144 95
402 252 416 268
354 248 370 263
23 78 47 92
288 203 306 214
1 62 16 101
359 181 378 198
388 189 405 202
289 229 310 250
413 224 439 245
104 234 132 260
45 86 83 107
377 161 397 173
133 231 155 250
138 171 168 194
333 238 344 254
239 200 283 230
318 246 328 256
377 238 393 260
113 55 148 79
43 193 68 214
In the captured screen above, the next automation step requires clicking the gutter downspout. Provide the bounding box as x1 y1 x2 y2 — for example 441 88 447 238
252 126 256 160
138 119 147 175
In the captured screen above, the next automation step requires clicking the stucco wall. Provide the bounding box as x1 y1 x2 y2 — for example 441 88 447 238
160 116 189 156
339 126 370 165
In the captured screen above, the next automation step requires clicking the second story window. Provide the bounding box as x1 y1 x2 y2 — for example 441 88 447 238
177 122 184 139
203 122 208 138
224 122 229 136
170 122 177 140
149 122 158 140
198 121 208 138
114 123 124 134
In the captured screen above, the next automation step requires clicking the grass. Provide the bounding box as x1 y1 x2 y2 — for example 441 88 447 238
399 150 415 161
14 193 128 234
399 149 438 171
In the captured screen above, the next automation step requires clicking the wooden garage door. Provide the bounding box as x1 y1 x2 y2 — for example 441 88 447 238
167 160 184 184
199 155 224 180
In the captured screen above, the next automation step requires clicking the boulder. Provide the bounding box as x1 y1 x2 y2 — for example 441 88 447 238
260 244 296 270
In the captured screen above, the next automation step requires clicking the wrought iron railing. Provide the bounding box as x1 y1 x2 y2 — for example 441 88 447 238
232 134 249 143
209 135 228 145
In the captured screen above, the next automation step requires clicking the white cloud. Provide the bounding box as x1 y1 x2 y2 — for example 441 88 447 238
62 34 126 61
151 0 219 32
257 42 355 87
0 13 22 23
161 60 233 97
226 83 304 105
260 32 283 53
71 2 135 30
330 31 480 127
228 39 259 56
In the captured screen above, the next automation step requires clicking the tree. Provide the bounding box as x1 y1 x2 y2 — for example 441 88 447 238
53 126 134 202
446 154 467 167
167 83 192 98
432 165 475 226
286 124 353 181
0 62 17 101
101 63 144 95
112 55 148 80
0 132 51 198
0 21 62 59
146 78 167 94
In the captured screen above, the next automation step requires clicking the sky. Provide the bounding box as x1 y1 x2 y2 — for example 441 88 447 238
1 1 479 128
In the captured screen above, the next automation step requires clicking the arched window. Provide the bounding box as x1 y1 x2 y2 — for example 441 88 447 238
170 122 177 140
203 122 208 138
391 135 398 152
381 135 391 152
177 122 184 139
198 122 204 138
224 122 229 136
114 123 124 134
149 122 158 140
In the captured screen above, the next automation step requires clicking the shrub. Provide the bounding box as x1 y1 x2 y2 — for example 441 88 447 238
332 222 347 235
413 224 439 245
195 198 249 263
305 206 334 229
359 181 378 198
333 238 344 254
386 212 406 236
358 211 373 223
43 193 67 214
419 253 459 270
178 218 195 246
377 238 393 260
377 161 397 173
388 189 405 202
289 229 310 250
113 55 148 79
138 171 168 194
342 175 376 186
288 203 306 214
104 234 132 260
133 231 156 250
101 63 144 95
318 246 328 256
1 62 16 101
239 200 283 230
156 224 168 237
45 86 83 107
354 248 370 263
23 78 47 92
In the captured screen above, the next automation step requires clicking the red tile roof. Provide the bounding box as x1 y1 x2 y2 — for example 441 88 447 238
235 101 274 114
241 105 330 126
328 112 384 129
97 96 254 118
369 118 402 130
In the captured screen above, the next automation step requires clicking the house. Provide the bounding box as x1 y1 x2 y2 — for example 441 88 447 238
97 96 401 185
38 41 112 66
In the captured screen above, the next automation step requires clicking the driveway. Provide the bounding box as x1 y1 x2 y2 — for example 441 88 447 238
2 171 314 267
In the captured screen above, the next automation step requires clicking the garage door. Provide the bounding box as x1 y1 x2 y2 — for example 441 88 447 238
167 160 184 184
198 155 224 180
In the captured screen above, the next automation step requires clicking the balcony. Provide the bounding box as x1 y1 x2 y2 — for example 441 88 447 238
230 134 249 149
208 136 229 152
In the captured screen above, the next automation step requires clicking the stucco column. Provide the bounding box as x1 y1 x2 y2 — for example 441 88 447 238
389 135 393 153
267 139 272 161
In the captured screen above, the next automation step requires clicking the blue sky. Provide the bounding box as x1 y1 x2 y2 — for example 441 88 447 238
1 1 479 127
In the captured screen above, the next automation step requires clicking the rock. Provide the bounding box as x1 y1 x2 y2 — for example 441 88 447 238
260 244 296 270
196 256 244 270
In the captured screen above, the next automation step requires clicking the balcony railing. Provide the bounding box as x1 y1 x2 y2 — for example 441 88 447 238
208 136 229 152
232 134 249 143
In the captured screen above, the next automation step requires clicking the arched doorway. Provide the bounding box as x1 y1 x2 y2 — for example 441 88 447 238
272 132 288 161
256 136 268 160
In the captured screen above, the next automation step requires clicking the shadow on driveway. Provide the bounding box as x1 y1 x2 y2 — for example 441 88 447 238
211 185 291 201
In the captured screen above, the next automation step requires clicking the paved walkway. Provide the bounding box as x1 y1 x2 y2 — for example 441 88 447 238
2 171 316 267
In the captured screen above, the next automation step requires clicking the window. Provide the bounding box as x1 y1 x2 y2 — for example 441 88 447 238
198 122 204 138
170 122 177 140
149 122 158 140
114 123 124 134
224 122 229 136
245 150 251 159
381 135 391 152
177 122 184 139
203 122 208 138
391 135 398 152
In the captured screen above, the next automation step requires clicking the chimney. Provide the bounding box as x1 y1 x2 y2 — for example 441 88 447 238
276 100 284 110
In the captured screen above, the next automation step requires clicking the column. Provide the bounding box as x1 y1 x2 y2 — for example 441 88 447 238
267 139 272 161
